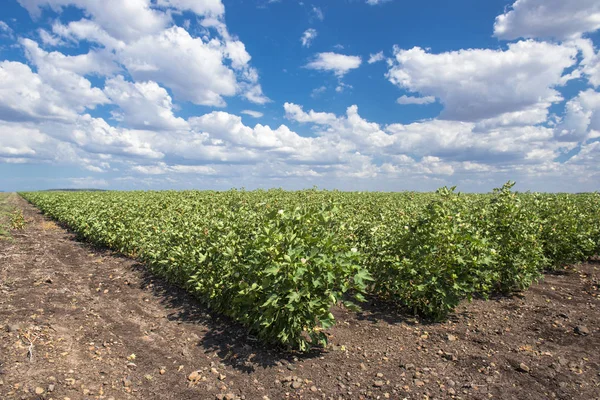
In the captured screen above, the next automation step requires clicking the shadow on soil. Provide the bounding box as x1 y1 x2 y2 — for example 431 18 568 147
128 261 326 373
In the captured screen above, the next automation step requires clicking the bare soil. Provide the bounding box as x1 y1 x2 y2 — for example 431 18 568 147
1 196 599 400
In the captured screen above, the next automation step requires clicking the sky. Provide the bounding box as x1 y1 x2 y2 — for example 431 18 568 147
0 0 599 192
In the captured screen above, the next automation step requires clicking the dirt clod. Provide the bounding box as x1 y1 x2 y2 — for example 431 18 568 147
517 363 530 373
575 325 590 335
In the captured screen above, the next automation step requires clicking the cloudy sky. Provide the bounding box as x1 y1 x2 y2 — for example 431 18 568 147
0 0 599 192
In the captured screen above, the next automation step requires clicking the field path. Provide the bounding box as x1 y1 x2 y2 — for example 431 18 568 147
1 195 599 399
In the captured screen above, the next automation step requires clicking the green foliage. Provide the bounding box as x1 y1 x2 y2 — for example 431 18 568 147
10 209 26 230
19 184 600 349
534 193 598 268
482 182 545 293
19 189 371 350
366 187 497 320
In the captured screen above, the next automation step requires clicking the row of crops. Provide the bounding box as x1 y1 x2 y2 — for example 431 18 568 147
20 183 600 351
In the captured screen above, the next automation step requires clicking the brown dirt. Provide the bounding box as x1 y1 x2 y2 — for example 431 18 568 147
1 196 599 400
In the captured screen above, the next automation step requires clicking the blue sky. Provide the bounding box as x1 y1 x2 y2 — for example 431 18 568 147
0 0 599 192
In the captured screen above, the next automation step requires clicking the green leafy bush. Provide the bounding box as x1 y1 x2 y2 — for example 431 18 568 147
19 184 600 348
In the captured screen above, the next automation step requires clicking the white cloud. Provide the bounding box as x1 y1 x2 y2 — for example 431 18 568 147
0 61 108 123
0 21 13 37
305 52 362 77
21 38 117 76
387 41 577 122
301 28 317 48
284 102 337 125
554 89 600 142
241 110 264 118
19 0 268 108
311 85 327 98
396 95 435 105
52 19 126 49
38 28 65 46
366 0 391 5
241 83 271 105
18 0 170 41
312 6 324 21
120 26 238 107
368 51 384 64
155 0 225 17
1 0 599 192
335 83 352 93
494 0 600 40
133 162 218 175
572 38 600 87
103 76 188 131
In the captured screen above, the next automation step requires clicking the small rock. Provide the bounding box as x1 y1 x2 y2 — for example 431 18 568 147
442 352 458 361
219 374 226 381
360 363 367 370
376 373 384 378
47 384 55 392
225 394 236 400
517 363 530 373
291 381 302 389
65 378 76 386
122 377 132 387
446 334 457 341
310 385 318 392
403 363 415 370
35 387 44 395
575 325 590 335
286 365 296 371
373 380 385 387
188 371 201 382
82 388 90 395
414 380 425 387
448 388 456 395
159 368 166 375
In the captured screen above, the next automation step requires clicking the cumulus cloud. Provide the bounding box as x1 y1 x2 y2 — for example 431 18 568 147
155 0 225 17
1 0 599 192
396 95 435 105
573 38 600 87
119 27 238 107
18 0 268 109
387 41 577 123
0 61 108 122
103 76 188 131
301 28 317 48
21 38 117 76
305 52 362 77
18 0 169 41
554 89 600 142
494 0 600 40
